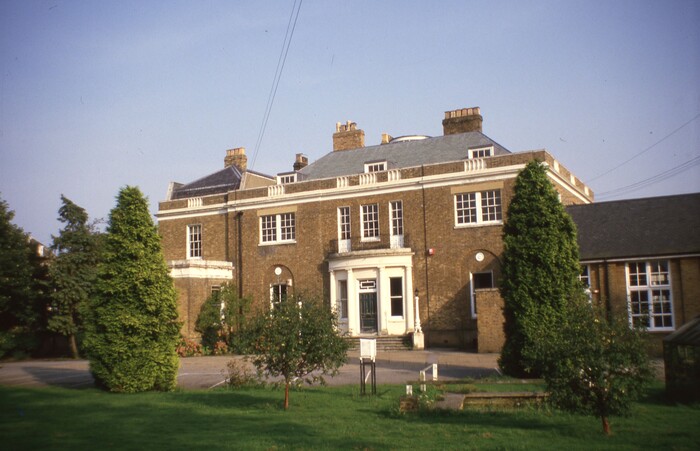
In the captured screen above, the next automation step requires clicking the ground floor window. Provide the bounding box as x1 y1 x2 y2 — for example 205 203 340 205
270 283 288 306
470 271 494 318
627 260 673 330
390 277 404 317
337 280 348 319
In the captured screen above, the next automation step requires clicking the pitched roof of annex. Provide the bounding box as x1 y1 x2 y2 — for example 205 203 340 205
170 165 243 200
567 192 700 261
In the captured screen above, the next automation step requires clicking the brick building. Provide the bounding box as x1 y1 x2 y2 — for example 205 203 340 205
568 193 700 355
156 107 594 349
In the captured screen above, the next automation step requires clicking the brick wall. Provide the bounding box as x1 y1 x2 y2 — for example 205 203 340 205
475 289 505 353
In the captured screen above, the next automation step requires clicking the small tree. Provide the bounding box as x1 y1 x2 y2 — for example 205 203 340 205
536 301 653 435
82 186 180 392
195 282 251 353
48 195 100 358
251 295 349 410
499 160 583 377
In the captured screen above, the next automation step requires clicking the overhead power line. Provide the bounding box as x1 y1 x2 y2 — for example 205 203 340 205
588 112 700 183
250 0 303 170
596 154 700 200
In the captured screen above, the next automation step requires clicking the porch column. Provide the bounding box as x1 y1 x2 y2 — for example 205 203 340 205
405 264 414 332
346 268 357 335
378 266 387 335
329 270 337 315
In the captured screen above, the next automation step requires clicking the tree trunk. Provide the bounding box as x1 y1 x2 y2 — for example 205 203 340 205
602 416 611 435
284 382 290 410
69 334 79 359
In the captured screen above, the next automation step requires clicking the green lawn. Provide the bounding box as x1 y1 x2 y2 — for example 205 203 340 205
1 383 698 450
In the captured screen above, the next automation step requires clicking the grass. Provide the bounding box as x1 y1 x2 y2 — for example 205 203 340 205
1 382 698 450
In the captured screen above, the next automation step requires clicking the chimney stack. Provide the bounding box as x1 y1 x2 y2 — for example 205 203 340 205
442 107 483 135
381 133 393 144
293 153 308 171
224 147 247 171
333 120 365 151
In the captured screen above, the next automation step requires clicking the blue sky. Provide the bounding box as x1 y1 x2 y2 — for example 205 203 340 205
1 0 698 244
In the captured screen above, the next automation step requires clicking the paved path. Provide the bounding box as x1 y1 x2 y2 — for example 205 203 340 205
0 350 501 390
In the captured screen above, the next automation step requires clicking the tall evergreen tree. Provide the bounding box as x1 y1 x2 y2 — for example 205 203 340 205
499 160 583 377
48 195 100 358
0 196 43 358
83 186 180 392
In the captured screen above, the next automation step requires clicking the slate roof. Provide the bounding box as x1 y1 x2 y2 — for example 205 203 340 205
567 193 700 261
298 132 511 180
171 166 243 200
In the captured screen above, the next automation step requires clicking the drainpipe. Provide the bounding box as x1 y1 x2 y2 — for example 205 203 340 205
420 165 431 341
237 211 244 299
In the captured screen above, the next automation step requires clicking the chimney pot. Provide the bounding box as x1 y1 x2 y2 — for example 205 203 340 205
442 106 483 135
333 120 365 151
293 153 309 171
224 147 247 171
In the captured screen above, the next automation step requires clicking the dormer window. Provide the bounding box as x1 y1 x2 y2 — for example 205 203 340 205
364 161 387 173
276 173 297 185
468 146 493 159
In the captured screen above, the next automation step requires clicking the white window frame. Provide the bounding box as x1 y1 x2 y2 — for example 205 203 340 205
468 146 493 158
364 161 387 173
276 173 297 184
454 190 502 227
338 206 351 252
626 260 674 331
260 212 296 245
390 200 404 248
187 224 202 259
361 204 380 242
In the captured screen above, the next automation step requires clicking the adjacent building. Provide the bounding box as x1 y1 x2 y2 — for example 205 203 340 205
157 107 594 349
568 193 700 354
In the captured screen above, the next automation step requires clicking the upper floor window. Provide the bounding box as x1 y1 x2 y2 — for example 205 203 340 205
260 212 296 244
361 204 380 241
454 190 502 226
390 201 404 248
187 224 202 258
338 207 351 240
627 260 674 331
276 173 297 184
364 161 387 173
468 146 493 158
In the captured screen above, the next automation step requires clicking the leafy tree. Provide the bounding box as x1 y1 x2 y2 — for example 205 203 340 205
48 195 101 358
195 282 251 353
82 186 180 392
499 160 583 377
250 295 349 409
0 196 45 358
536 301 652 435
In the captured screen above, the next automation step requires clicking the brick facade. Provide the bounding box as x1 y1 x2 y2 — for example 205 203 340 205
157 107 598 349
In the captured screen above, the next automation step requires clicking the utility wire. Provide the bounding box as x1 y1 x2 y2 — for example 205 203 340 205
588 112 700 182
596 154 700 200
250 0 303 171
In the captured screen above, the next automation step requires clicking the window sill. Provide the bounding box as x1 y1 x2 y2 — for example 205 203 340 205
454 221 503 229
361 237 381 242
258 240 297 247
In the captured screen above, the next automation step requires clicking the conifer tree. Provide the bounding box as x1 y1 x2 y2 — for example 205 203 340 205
48 195 100 358
499 160 583 377
83 186 180 392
